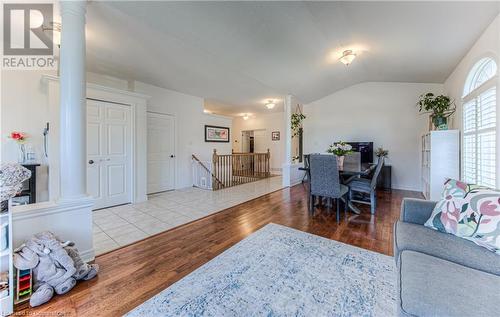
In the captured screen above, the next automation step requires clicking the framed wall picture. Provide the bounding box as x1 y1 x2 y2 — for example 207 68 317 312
205 125 230 142
272 131 280 141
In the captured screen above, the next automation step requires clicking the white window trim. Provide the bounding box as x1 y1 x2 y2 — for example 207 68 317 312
462 63 497 187
463 75 498 102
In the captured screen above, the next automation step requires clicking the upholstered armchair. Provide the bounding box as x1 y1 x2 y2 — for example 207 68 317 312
394 198 500 316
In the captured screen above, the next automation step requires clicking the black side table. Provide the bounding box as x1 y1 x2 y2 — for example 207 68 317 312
15 163 40 204
377 165 392 191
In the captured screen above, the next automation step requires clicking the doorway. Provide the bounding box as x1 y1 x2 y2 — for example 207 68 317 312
241 129 266 153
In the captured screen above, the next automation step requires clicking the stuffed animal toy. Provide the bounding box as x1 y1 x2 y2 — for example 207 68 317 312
13 231 99 307
64 242 99 281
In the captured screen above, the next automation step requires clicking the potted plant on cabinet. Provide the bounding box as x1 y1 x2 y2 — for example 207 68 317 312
417 93 456 130
375 147 389 159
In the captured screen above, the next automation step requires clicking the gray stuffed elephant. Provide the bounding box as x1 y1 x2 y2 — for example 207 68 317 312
13 231 99 307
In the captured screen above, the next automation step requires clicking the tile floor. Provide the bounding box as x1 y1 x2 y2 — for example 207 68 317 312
93 176 284 255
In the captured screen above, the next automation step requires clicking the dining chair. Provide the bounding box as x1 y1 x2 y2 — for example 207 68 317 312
301 154 311 183
309 154 349 222
347 156 384 214
341 152 361 183
343 152 361 170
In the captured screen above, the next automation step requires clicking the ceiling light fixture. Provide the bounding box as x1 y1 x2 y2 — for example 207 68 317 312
243 114 249 120
265 100 276 109
339 50 356 66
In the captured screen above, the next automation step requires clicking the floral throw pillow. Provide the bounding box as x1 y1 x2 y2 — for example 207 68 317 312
424 179 500 254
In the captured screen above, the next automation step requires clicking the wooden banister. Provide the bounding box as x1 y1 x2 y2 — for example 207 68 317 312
211 149 272 190
192 154 224 188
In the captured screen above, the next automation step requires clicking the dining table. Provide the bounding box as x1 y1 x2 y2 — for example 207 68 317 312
299 160 373 214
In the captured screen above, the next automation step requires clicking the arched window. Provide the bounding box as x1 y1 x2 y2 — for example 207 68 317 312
462 57 497 188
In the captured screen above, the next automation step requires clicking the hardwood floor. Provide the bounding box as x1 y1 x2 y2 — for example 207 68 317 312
18 184 422 316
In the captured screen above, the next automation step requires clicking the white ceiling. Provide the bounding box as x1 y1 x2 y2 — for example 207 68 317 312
86 1 499 115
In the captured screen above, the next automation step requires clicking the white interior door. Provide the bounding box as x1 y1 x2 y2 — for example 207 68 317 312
87 100 132 210
147 112 175 194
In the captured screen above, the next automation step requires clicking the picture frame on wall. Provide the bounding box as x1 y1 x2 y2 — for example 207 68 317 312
272 131 280 141
205 125 230 142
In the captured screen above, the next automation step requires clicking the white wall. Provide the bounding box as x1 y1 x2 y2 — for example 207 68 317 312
444 14 500 129
133 81 232 189
444 14 500 183
1 70 56 202
232 112 285 174
303 82 444 191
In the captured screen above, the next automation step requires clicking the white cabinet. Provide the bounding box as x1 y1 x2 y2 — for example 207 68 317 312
421 130 460 201
1 200 14 316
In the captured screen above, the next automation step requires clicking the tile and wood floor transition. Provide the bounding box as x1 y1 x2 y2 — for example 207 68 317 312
93 176 285 255
19 183 422 316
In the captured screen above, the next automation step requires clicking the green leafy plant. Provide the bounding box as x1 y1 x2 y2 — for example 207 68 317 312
417 93 456 129
327 141 353 156
375 147 389 158
291 113 306 137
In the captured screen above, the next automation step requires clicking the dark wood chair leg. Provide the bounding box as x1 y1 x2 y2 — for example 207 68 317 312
309 193 313 215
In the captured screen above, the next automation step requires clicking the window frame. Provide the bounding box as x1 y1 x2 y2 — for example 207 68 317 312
462 56 498 188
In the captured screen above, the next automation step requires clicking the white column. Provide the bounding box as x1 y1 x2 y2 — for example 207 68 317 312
59 1 87 200
282 94 293 187
284 94 292 164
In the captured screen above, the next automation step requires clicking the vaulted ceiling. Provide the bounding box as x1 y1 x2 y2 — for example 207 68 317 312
85 1 499 115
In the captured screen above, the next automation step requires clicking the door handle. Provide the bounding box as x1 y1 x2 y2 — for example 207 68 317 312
88 160 94 164
170 155 175 158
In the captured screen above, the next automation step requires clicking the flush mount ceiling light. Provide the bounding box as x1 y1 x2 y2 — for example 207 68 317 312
265 100 276 109
243 114 249 120
339 50 356 66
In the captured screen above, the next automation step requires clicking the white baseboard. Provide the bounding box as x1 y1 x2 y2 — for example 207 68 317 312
80 248 96 263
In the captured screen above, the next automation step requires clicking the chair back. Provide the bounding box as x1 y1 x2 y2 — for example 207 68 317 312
370 156 385 189
309 154 341 198
343 152 361 171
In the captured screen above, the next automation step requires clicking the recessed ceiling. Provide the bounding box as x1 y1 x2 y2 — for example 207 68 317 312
85 1 499 115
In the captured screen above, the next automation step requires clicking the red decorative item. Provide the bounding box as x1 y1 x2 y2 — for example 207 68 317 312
9 131 27 144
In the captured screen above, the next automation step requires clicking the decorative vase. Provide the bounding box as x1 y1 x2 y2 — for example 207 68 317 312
18 144 26 163
432 115 448 130
337 155 345 170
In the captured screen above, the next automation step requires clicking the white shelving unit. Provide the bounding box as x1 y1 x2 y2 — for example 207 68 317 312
421 130 460 201
0 200 14 316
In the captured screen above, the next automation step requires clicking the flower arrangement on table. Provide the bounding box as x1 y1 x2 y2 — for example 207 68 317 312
327 141 353 169
327 141 353 156
8 131 28 163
